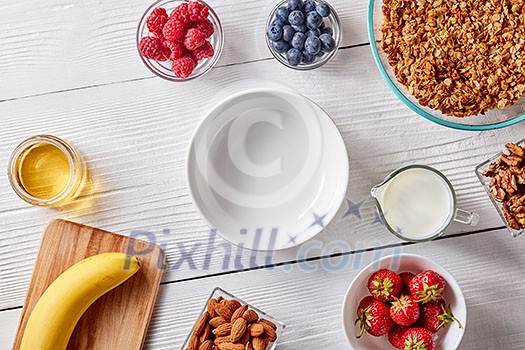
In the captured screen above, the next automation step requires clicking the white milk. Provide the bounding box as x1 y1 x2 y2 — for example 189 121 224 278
376 168 454 240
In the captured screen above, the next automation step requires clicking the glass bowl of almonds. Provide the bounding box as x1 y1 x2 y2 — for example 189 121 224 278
181 287 285 350
475 139 525 237
369 0 525 130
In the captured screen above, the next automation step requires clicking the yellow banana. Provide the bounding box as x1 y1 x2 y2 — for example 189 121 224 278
20 252 140 350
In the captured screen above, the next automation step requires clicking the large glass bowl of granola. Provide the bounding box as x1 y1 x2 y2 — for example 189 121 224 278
368 0 525 130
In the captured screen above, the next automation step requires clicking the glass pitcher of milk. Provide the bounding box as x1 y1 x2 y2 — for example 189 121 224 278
371 165 479 242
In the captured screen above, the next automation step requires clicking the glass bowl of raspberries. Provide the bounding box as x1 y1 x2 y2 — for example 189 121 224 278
137 0 223 81
265 0 341 70
343 254 466 350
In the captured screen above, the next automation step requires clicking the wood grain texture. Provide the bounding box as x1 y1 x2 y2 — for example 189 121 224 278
12 219 164 350
1 46 524 310
2 229 523 349
0 0 365 100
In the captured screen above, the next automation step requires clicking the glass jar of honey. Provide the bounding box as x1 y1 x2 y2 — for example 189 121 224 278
8 135 87 206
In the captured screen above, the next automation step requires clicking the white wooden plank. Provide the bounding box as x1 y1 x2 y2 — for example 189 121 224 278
1 229 523 349
0 0 366 100
1 46 524 310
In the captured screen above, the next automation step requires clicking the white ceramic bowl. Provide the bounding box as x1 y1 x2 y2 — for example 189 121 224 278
342 254 466 350
186 87 349 250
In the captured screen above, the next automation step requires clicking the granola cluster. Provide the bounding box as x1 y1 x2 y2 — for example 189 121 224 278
483 142 525 229
381 0 525 117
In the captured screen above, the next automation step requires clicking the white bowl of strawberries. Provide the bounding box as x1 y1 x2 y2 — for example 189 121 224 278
137 0 224 81
342 254 466 350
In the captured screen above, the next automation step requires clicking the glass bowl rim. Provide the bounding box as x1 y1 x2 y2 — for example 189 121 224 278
136 0 224 82
265 0 342 71
367 0 525 131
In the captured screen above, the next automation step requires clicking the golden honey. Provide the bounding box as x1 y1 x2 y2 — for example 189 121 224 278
8 135 87 206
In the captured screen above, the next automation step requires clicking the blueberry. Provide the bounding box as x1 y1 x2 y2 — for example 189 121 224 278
306 11 322 29
303 0 316 13
319 33 336 51
272 18 287 28
291 24 308 33
304 35 321 55
306 29 321 37
316 2 331 17
282 25 295 41
276 6 290 22
288 10 305 26
321 26 333 36
286 48 303 66
316 49 325 57
288 0 303 11
272 39 291 53
302 50 315 63
291 32 306 50
266 24 283 41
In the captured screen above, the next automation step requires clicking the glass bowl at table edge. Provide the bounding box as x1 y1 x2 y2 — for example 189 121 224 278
475 139 525 237
368 0 525 131
136 0 224 82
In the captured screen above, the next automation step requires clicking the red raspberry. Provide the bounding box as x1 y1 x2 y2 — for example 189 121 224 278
172 56 197 79
146 7 168 35
193 40 214 61
192 19 214 38
184 28 206 50
170 3 191 25
139 36 166 61
163 40 186 60
162 19 186 42
188 1 209 22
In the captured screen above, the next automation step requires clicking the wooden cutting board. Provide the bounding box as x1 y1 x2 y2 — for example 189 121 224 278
13 219 165 350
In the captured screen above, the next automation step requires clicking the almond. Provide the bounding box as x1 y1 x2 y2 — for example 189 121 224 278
259 319 277 330
249 323 264 337
200 324 211 342
260 322 277 342
230 318 247 343
215 303 233 320
226 299 242 312
251 337 268 350
207 299 219 318
212 323 232 337
194 312 210 336
217 344 245 350
214 336 231 346
231 305 248 324
210 316 228 328
199 340 214 350
238 328 250 345
245 343 254 350
242 309 259 323
188 333 200 350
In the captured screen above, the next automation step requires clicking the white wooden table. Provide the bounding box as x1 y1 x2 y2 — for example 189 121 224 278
1 0 525 349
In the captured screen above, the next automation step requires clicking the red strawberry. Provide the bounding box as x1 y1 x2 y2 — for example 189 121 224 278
399 272 416 295
409 270 447 304
402 328 435 350
388 325 408 349
146 7 168 35
390 295 420 327
188 1 209 22
171 56 197 79
367 269 402 302
192 19 214 38
184 28 207 50
162 19 186 42
355 296 395 338
418 299 462 333
193 40 214 61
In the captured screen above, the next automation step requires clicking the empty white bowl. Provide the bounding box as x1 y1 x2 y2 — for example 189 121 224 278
342 254 466 350
186 87 349 250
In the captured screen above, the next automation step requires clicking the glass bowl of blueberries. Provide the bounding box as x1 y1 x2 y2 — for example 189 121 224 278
266 0 341 70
